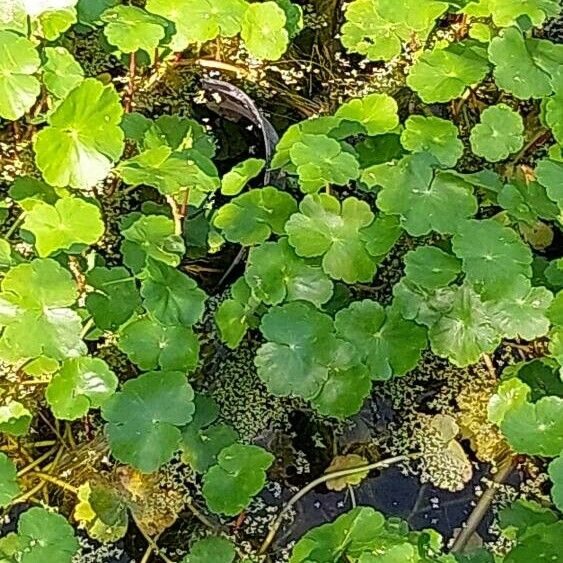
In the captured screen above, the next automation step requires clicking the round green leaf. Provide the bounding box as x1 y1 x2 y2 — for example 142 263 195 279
146 0 247 51
429 284 502 367
548 455 563 511
487 0 560 27
42 46 83 99
118 317 199 372
214 187 297 246
400 115 463 167
0 30 40 120
22 197 105 257
121 214 185 272
101 5 166 53
0 453 20 507
340 0 448 62
221 158 265 196
0 401 32 436
34 78 124 190
0 259 85 362
46 357 118 420
406 42 489 103
285 194 377 283
240 2 289 61
488 27 563 99
288 133 360 193
256 302 334 398
246 238 333 307
15 507 79 563
490 277 553 341
470 104 524 162
202 443 274 516
140 261 206 327
103 370 195 473
85 266 141 331
180 395 238 474
335 93 399 136
335 300 427 380
183 537 236 563
452 219 533 300
501 396 563 457
370 153 478 236
404 246 461 290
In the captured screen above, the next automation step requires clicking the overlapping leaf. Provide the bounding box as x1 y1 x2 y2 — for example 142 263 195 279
34 78 124 189
285 194 377 283
103 370 195 472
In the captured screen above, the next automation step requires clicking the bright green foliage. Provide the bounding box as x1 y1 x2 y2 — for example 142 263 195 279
0 31 41 120
146 0 247 51
255 302 334 398
406 42 489 103
221 158 265 195
0 453 20 507
21 197 105 256
544 78 563 144
118 146 219 197
0 259 85 362
215 277 261 348
214 187 297 245
335 93 399 136
85 267 141 331
360 214 403 262
121 214 185 272
118 317 199 372
1 507 79 563
42 46 83 99
140 260 206 327
340 0 448 62
0 401 32 436
490 277 553 341
400 115 463 167
245 238 333 307
290 506 452 562
34 78 124 189
285 194 377 283
487 0 561 27
183 537 236 563
202 443 274 515
367 153 478 236
103 371 195 473
288 134 360 193
469 104 524 162
548 455 563 511
240 2 289 60
452 219 533 300
101 5 166 53
257 302 370 417
334 300 426 380
536 158 563 211
181 395 238 473
489 378 563 457
504 521 563 563
404 246 461 290
488 27 563 99
429 284 501 367
46 357 117 420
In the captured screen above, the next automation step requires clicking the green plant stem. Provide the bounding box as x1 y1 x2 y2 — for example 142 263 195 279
131 513 174 563
31 472 79 495
512 128 549 165
450 457 516 554
186 499 220 530
17 446 57 477
5 213 25 239
258 454 416 555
